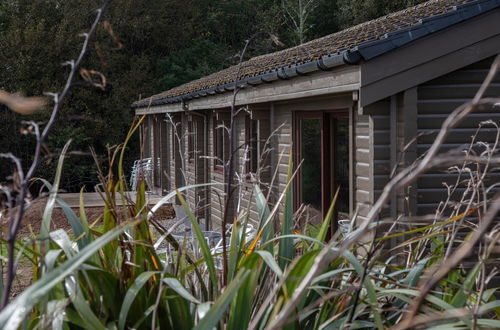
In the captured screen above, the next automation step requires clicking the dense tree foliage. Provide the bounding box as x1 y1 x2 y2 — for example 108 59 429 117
158 39 229 91
336 0 427 28
0 0 180 191
0 0 421 192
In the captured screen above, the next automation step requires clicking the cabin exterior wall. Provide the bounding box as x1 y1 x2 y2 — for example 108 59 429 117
138 57 500 232
369 57 500 223
415 57 500 215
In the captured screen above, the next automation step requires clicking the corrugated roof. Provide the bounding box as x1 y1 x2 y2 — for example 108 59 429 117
133 0 500 108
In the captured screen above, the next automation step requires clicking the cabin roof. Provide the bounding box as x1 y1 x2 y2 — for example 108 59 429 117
133 0 500 108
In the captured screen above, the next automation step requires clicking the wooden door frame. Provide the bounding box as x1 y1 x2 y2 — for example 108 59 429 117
293 110 349 228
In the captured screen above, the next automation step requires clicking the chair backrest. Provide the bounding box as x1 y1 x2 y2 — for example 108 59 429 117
130 158 153 192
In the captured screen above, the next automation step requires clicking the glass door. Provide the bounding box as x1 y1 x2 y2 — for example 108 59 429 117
330 115 350 220
299 116 322 219
294 111 349 229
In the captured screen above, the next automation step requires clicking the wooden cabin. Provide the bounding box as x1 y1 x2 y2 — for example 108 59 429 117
132 0 500 231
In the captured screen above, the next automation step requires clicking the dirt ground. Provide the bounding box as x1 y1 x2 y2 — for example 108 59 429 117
0 198 175 297
1 198 175 236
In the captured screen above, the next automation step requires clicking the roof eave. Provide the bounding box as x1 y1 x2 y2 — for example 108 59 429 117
131 51 360 109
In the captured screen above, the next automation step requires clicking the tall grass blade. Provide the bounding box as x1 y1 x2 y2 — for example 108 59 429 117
278 151 294 269
379 289 464 315
40 140 71 254
79 187 91 232
49 229 76 257
133 180 161 275
281 250 319 313
164 277 201 304
254 184 273 245
312 268 353 285
479 300 500 314
65 277 106 330
343 251 384 330
227 254 262 330
255 250 283 279
194 269 250 330
376 209 475 242
55 197 91 249
117 115 144 197
118 271 159 330
315 188 339 249
35 178 91 249
227 218 242 281
403 257 430 287
45 298 67 330
260 234 324 250
176 189 219 295
0 262 4 302
474 319 500 328
450 263 481 307
385 289 472 327
44 250 63 272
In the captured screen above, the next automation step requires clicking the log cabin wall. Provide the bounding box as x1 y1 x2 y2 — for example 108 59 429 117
369 57 500 224
353 110 374 222
416 57 500 216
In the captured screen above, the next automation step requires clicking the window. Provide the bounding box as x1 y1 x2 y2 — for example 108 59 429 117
246 116 260 174
213 117 229 172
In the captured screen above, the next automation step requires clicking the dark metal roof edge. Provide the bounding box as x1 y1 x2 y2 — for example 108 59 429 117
132 0 500 109
354 0 500 60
